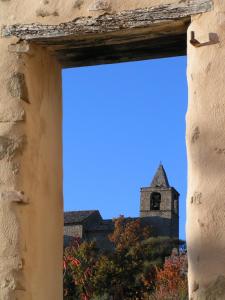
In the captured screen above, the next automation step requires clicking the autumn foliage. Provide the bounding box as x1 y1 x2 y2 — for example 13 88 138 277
63 216 188 300
151 250 188 299
63 239 97 299
109 217 151 251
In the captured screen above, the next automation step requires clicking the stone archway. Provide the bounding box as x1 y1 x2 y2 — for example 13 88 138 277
1 0 225 299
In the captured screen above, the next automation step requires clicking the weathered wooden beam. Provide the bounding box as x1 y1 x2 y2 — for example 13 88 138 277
2 0 212 40
58 32 187 68
1 0 212 68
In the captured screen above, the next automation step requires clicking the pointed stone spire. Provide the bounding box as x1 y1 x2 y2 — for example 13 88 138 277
150 164 170 188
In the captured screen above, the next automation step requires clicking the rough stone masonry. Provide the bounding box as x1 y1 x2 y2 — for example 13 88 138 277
0 0 224 299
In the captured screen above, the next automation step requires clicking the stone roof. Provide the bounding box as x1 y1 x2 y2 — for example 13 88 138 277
150 164 170 188
64 210 101 225
86 222 114 232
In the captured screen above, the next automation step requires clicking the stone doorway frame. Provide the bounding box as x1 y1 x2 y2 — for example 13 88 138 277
2 0 225 299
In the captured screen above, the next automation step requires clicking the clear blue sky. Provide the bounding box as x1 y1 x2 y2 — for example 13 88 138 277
62 56 187 240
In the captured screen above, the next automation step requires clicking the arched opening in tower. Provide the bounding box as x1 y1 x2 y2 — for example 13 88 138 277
150 192 161 211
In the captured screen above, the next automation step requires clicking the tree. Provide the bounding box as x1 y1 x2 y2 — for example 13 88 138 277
92 216 177 299
152 250 188 300
109 215 151 252
63 216 184 300
63 238 98 300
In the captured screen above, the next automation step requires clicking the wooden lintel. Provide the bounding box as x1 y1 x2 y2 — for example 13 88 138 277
1 0 212 68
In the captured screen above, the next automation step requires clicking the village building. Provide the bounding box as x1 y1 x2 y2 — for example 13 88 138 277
64 164 179 250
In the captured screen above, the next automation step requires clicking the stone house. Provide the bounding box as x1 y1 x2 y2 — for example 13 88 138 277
64 210 114 250
64 164 179 250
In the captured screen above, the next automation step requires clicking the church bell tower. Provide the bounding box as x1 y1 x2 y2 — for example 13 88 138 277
140 164 179 238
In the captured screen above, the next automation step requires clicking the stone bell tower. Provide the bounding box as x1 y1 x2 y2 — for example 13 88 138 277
140 164 179 238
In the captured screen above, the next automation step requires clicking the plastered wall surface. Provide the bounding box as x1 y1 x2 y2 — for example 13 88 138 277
0 0 178 25
18 47 63 300
0 38 26 300
0 38 63 299
187 0 225 298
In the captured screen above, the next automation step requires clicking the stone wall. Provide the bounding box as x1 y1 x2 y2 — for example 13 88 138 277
140 188 174 212
64 225 83 239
